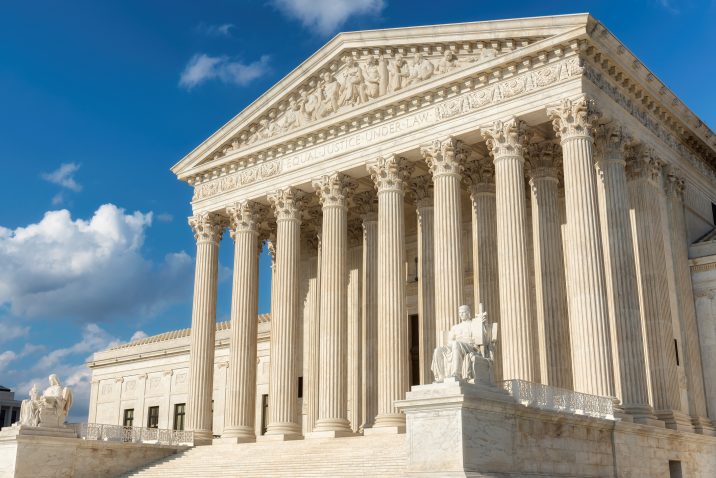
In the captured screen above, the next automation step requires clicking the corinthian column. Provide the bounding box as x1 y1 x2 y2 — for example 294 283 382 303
265 188 305 438
626 146 692 430
354 191 378 428
463 157 501 381
420 138 469 341
526 142 572 389
303 207 322 434
310 172 357 437
593 123 654 422
368 155 413 432
665 169 713 433
409 175 436 385
547 97 615 398
482 119 538 382
223 201 264 442
347 220 363 433
186 212 224 445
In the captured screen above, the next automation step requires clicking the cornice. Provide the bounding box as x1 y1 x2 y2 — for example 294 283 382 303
172 14 590 176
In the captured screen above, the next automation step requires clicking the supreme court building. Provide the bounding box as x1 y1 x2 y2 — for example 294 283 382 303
88 14 716 476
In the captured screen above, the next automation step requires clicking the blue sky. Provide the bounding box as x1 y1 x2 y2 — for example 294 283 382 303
0 0 714 421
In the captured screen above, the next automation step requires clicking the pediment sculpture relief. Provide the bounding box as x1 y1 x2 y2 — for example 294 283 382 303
431 304 498 384
219 42 521 158
17 374 74 429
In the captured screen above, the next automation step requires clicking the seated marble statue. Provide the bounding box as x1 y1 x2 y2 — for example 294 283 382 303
17 374 73 428
431 304 497 384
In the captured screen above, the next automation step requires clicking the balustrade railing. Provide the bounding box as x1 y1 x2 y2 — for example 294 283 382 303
499 379 615 420
71 423 194 446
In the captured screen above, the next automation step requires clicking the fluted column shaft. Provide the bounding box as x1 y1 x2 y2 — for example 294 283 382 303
186 213 224 444
224 202 263 440
360 204 379 427
482 119 538 382
627 150 683 424
312 173 355 434
369 156 412 429
665 172 710 429
593 124 653 419
528 146 572 389
421 139 467 342
266 189 304 436
347 231 363 432
305 231 321 433
548 97 615 398
694 292 716 420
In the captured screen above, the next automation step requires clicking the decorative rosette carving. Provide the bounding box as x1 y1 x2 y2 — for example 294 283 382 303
188 212 225 245
367 155 414 193
481 118 529 160
267 187 306 222
312 172 358 208
420 137 471 177
226 200 266 237
546 95 600 141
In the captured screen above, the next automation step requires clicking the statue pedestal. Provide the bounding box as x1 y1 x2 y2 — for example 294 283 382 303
0 424 77 441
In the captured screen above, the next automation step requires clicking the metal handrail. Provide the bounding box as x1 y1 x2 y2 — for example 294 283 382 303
500 379 615 420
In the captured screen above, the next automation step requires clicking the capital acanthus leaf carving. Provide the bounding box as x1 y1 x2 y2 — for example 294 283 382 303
347 218 364 247
226 200 265 237
625 145 664 183
546 95 600 141
267 187 306 222
408 174 434 208
593 121 631 161
367 155 414 193
420 137 470 178
188 212 225 244
481 117 529 160
462 155 496 188
526 141 562 179
312 172 358 208
352 190 378 219
664 167 686 200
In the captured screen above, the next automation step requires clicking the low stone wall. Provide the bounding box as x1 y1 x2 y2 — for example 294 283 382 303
0 429 185 478
397 380 716 477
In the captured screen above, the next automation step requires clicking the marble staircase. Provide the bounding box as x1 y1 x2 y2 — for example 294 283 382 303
122 434 407 477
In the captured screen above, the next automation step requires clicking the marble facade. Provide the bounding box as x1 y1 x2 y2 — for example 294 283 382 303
88 12 716 476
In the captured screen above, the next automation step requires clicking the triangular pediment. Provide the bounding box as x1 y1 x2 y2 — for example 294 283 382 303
172 14 593 178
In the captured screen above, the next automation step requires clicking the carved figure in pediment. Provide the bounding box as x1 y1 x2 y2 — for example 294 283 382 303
407 53 434 86
362 56 382 100
283 96 306 130
436 50 458 74
387 53 409 93
339 56 368 107
317 71 340 119
300 89 319 122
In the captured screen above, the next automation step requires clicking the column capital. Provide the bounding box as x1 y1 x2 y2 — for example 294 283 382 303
409 174 434 208
664 166 686 200
420 137 470 178
526 141 561 181
268 187 306 223
347 218 364 248
368 155 414 193
547 95 600 142
594 121 631 163
226 200 266 237
625 145 665 185
312 172 357 209
352 190 378 221
463 155 496 191
481 117 529 160
188 212 225 245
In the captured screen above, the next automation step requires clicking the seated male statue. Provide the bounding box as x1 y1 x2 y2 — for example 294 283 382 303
16 374 73 428
431 304 497 384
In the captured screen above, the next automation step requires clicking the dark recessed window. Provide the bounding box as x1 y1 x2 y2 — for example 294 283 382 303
147 406 159 429
261 394 269 436
674 339 680 366
123 408 134 427
173 403 186 431
298 376 303 399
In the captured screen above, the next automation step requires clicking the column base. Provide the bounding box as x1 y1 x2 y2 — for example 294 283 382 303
213 436 256 445
691 416 716 436
305 430 356 439
622 404 659 426
632 416 667 428
655 409 694 432
373 412 406 430
257 433 303 442
312 417 351 434
265 422 302 437
193 430 214 446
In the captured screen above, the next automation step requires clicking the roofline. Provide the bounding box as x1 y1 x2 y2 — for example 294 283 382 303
170 13 592 175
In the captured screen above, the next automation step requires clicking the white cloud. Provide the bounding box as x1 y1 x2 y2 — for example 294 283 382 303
130 330 148 341
0 204 193 322
196 23 236 37
271 0 384 35
41 162 82 192
156 213 174 223
0 350 17 372
0 320 30 342
179 54 270 90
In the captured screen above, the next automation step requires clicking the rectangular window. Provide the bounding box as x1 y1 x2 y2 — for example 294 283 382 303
123 408 134 427
297 376 303 399
669 460 683 478
147 406 159 429
409 314 420 386
173 403 186 431
261 394 269 436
